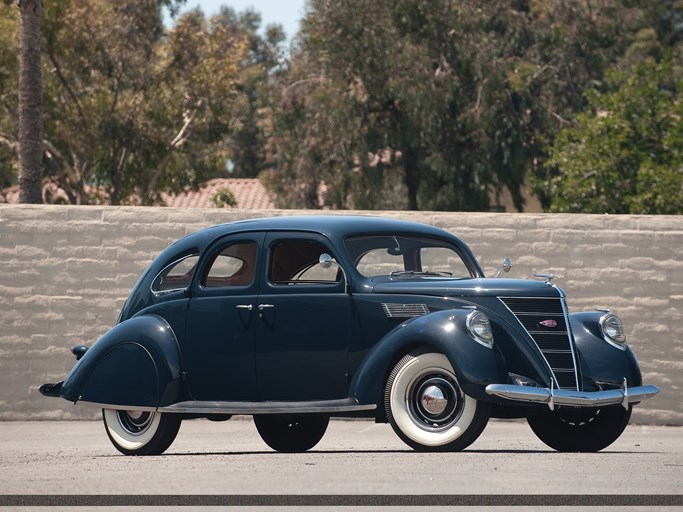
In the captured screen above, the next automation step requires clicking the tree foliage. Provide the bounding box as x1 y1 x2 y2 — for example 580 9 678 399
218 7 287 179
543 0 683 214
39 0 248 205
268 0 644 211
2 0 682 212
0 0 284 205
547 59 683 214
271 0 499 210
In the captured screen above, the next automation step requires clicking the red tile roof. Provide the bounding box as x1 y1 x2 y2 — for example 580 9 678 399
0 178 275 209
161 178 274 209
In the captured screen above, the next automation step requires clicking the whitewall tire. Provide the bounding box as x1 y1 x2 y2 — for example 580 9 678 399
384 352 490 451
102 409 181 456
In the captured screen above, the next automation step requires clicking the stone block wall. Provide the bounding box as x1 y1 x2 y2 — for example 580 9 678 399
0 205 680 424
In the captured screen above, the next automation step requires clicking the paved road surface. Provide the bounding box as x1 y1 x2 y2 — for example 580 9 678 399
0 418 680 509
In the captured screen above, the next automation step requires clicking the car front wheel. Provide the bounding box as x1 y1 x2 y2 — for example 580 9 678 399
384 351 490 451
253 414 329 452
527 405 632 452
102 409 181 456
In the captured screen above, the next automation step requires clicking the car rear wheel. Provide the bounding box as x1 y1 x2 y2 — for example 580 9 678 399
102 409 181 456
253 414 329 452
527 405 632 452
384 352 490 451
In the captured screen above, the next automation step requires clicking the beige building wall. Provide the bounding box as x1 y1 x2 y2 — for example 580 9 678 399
0 205 680 424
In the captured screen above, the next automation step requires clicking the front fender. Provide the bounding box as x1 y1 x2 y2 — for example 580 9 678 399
60 315 183 408
569 312 643 389
349 310 507 407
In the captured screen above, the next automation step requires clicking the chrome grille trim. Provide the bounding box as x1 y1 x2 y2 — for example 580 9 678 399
381 303 430 318
499 295 580 391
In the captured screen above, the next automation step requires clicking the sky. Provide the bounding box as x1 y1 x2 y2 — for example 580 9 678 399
170 0 307 41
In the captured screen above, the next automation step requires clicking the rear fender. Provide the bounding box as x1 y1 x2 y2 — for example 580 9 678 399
60 315 182 408
569 312 643 388
349 309 507 407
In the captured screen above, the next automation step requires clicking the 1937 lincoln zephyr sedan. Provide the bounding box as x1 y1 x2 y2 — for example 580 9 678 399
40 215 659 455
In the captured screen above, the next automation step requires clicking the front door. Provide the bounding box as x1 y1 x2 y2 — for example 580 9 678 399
254 232 350 401
185 232 265 401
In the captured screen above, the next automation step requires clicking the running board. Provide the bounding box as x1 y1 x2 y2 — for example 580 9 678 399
158 397 376 415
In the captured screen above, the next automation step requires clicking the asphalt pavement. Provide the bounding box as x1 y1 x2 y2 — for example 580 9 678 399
0 418 681 509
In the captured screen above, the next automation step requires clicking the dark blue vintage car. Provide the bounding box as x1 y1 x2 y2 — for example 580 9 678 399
41 215 659 455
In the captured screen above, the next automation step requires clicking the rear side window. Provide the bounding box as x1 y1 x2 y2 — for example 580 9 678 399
204 242 257 288
151 254 199 295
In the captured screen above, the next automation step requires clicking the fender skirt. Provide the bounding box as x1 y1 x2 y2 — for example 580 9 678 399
58 315 183 408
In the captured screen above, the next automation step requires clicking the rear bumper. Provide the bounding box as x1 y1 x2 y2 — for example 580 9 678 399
39 382 63 398
485 382 660 411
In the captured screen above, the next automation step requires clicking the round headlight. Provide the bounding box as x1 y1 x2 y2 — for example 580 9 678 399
600 313 626 349
466 310 493 349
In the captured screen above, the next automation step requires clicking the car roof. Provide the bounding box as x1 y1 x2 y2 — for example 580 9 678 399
119 215 482 320
175 215 458 251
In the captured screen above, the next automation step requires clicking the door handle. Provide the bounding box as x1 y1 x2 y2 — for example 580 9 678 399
236 304 253 311
258 304 275 311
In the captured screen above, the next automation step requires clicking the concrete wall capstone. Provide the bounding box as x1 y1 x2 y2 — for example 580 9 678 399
1 205 680 424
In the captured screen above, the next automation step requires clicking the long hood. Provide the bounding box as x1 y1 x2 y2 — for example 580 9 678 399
371 277 562 298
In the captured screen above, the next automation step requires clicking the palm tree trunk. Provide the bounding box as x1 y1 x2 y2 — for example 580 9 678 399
18 0 43 204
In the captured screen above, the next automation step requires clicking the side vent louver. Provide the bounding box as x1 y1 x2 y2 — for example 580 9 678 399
381 303 429 318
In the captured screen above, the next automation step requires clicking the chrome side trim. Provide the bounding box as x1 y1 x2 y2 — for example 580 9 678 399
485 383 660 410
77 401 158 412
77 398 376 415
159 399 377 415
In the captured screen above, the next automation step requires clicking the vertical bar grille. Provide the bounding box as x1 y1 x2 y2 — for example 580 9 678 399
499 297 579 390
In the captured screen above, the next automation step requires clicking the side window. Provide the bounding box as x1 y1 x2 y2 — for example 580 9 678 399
204 242 257 288
270 240 339 285
152 254 199 294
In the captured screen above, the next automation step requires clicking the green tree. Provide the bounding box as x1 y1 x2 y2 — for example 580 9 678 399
270 0 643 211
518 0 643 210
272 0 493 210
39 0 247 205
216 7 286 179
547 58 683 214
1 0 252 205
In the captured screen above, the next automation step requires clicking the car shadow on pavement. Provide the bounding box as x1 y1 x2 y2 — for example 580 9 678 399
92 448 648 457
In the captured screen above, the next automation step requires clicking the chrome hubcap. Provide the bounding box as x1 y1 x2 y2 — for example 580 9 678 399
421 385 448 415
117 410 154 436
407 372 464 432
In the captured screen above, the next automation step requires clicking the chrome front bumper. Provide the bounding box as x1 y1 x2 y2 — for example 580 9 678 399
485 380 660 411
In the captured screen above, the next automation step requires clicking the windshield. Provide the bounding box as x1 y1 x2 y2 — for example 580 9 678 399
344 235 474 278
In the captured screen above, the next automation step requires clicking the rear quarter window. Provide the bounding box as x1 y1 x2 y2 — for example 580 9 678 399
151 254 199 294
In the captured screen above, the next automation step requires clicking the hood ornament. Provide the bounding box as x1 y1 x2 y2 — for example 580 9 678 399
534 273 556 285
